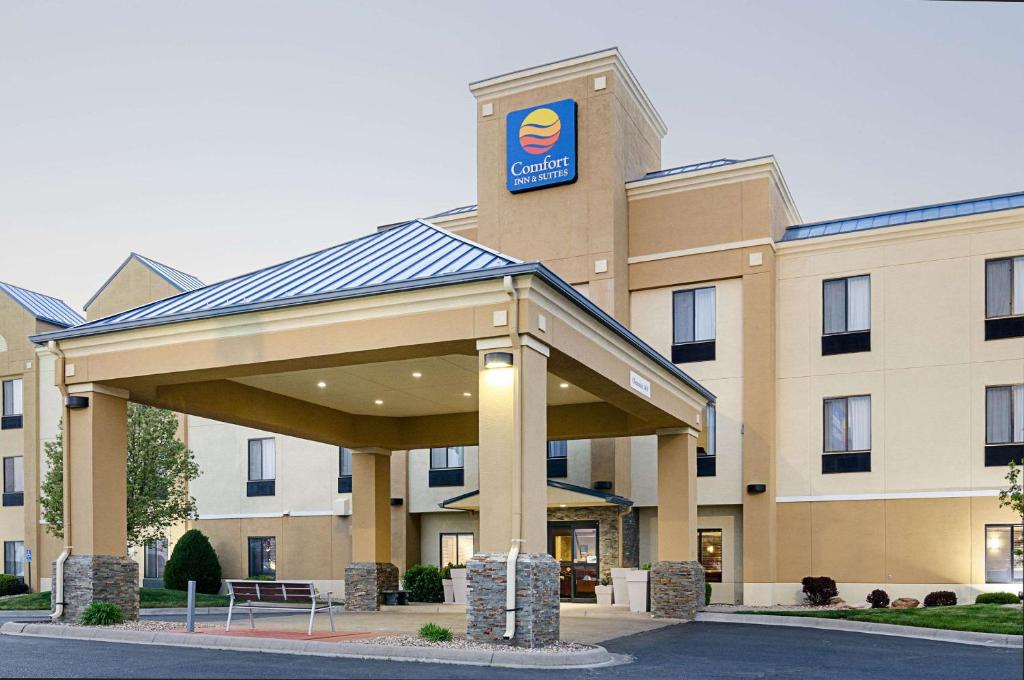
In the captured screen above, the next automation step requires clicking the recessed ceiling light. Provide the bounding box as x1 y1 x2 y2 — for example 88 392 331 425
317 381 327 389
463 392 472 397
559 382 569 389
559 504 567 508
412 372 422 378
374 399 384 405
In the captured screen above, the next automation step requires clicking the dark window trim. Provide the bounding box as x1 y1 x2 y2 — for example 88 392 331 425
986 316 1024 341
822 451 871 474
985 444 1024 467
985 256 1023 320
985 384 1024 447
822 275 871 336
984 523 1023 584
0 415 21 430
428 468 464 487
246 480 276 497
247 438 275 482
3 540 24 578
546 440 568 459
247 536 276 578
821 330 871 356
338 475 352 493
547 457 568 478
2 492 23 507
3 456 23 495
696 454 716 477
822 394 872 454
429 446 466 471
697 528 723 583
438 532 475 568
671 340 716 363
144 538 168 580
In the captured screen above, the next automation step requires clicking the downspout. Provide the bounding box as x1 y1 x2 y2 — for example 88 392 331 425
501 275 523 641
47 341 71 622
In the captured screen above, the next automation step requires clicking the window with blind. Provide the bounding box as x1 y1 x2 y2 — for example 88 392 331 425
247 536 276 578
246 438 276 496
2 456 23 506
440 533 474 567
144 539 168 580
338 447 353 493
1 378 23 430
698 404 717 477
985 385 1024 466
822 395 871 473
698 529 723 583
428 446 465 487
985 256 1024 340
985 524 1023 583
671 287 716 363
822 275 871 355
546 440 568 478
3 541 24 578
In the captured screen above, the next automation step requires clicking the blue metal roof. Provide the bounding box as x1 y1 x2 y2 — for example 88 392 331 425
781 190 1024 242
84 253 204 311
440 479 633 510
58 220 519 335
630 156 772 182
0 281 84 328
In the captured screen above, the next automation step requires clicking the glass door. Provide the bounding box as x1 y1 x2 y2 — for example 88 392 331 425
548 521 599 601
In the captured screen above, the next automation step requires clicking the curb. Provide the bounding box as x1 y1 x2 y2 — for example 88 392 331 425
696 612 1023 649
0 622 620 669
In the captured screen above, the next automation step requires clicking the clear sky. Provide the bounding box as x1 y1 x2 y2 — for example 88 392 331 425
2 1 1021 310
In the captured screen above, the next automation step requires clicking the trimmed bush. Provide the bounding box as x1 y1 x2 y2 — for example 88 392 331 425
439 563 464 580
866 589 890 609
418 622 453 642
975 592 1021 605
705 581 712 606
801 577 838 606
402 564 444 603
0 574 29 597
162 529 223 594
79 601 124 626
923 591 957 607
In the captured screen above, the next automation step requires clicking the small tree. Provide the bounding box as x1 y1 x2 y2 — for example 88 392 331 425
40 404 201 547
999 461 1024 563
162 529 222 594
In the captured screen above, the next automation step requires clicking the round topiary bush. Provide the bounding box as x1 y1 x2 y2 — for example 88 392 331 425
866 589 890 608
0 574 29 597
418 622 453 642
79 601 124 626
923 590 957 607
801 576 838 606
402 564 444 603
162 529 223 594
975 592 1020 605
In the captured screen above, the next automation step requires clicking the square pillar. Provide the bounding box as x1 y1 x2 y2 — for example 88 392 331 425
56 384 138 622
469 339 557 646
651 426 705 619
345 448 397 611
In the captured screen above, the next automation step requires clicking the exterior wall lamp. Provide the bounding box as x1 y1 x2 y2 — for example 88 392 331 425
65 395 90 409
484 352 514 369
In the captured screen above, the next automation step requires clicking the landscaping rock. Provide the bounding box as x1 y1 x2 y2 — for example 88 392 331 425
891 597 919 609
828 596 846 607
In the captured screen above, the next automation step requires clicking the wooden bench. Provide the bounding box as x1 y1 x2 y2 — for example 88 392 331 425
225 580 336 636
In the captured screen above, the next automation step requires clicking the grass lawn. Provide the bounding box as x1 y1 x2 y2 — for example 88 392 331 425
0 588 230 611
738 604 1023 636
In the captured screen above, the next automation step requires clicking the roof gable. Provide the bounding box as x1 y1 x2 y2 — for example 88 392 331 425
0 281 84 328
84 252 204 311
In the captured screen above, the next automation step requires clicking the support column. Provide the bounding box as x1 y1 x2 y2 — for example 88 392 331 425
651 427 705 620
55 384 138 622
468 339 558 647
345 448 397 611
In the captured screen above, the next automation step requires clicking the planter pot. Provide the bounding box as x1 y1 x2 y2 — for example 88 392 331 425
595 585 613 606
382 591 400 606
626 570 649 613
442 579 454 604
610 567 631 607
451 568 468 605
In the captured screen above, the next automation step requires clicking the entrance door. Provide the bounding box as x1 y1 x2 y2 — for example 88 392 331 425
548 521 599 601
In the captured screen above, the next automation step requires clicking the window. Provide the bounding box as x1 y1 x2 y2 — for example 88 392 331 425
671 287 716 363
144 539 168 580
3 541 24 579
697 404 717 477
984 524 1023 584
247 536 276 578
3 456 24 506
985 385 1024 466
246 438 276 496
338 447 352 493
440 533 474 567
985 257 1024 340
822 275 870 355
822 395 871 473
698 529 722 583
428 446 465 487
546 440 568 478
1 378 23 429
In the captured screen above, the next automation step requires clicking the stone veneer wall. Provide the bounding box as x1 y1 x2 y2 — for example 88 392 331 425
620 508 639 568
466 552 559 647
52 555 139 622
650 560 705 620
546 506 623 578
344 562 398 611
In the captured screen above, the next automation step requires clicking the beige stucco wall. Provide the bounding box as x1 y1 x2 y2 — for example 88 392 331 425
85 257 182 321
417 511 479 568
407 446 479 514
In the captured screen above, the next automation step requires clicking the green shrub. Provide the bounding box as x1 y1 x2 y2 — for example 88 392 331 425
866 589 890 608
923 590 957 607
975 592 1021 605
705 581 712 606
640 563 652 571
418 622 452 642
162 529 223 594
79 601 124 626
0 574 29 597
402 564 444 603
439 563 464 580
801 577 838 606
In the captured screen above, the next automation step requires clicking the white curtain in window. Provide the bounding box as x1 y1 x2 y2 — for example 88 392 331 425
987 386 1012 444
2 379 22 416
248 441 262 480
1014 384 1024 443
261 439 275 480
11 457 23 493
823 279 847 334
846 276 871 331
694 288 716 341
848 396 871 451
430 448 447 469
987 259 1012 317
456 534 474 564
1014 257 1024 315
448 447 464 468
706 404 717 456
339 448 352 477
824 399 847 452
673 290 694 343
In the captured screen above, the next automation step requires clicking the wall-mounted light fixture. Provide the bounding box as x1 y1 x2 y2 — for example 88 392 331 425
65 395 89 409
484 351 514 369
746 483 767 494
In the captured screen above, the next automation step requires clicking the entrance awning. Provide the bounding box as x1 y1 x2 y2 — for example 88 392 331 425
440 479 633 511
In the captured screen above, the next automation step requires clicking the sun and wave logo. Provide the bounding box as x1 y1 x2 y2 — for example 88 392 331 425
517 108 562 155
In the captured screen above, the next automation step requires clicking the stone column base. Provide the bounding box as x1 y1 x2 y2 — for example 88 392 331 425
466 552 559 648
650 560 705 620
344 562 398 611
51 555 139 622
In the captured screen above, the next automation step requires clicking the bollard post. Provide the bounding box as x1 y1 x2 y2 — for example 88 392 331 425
186 580 196 633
